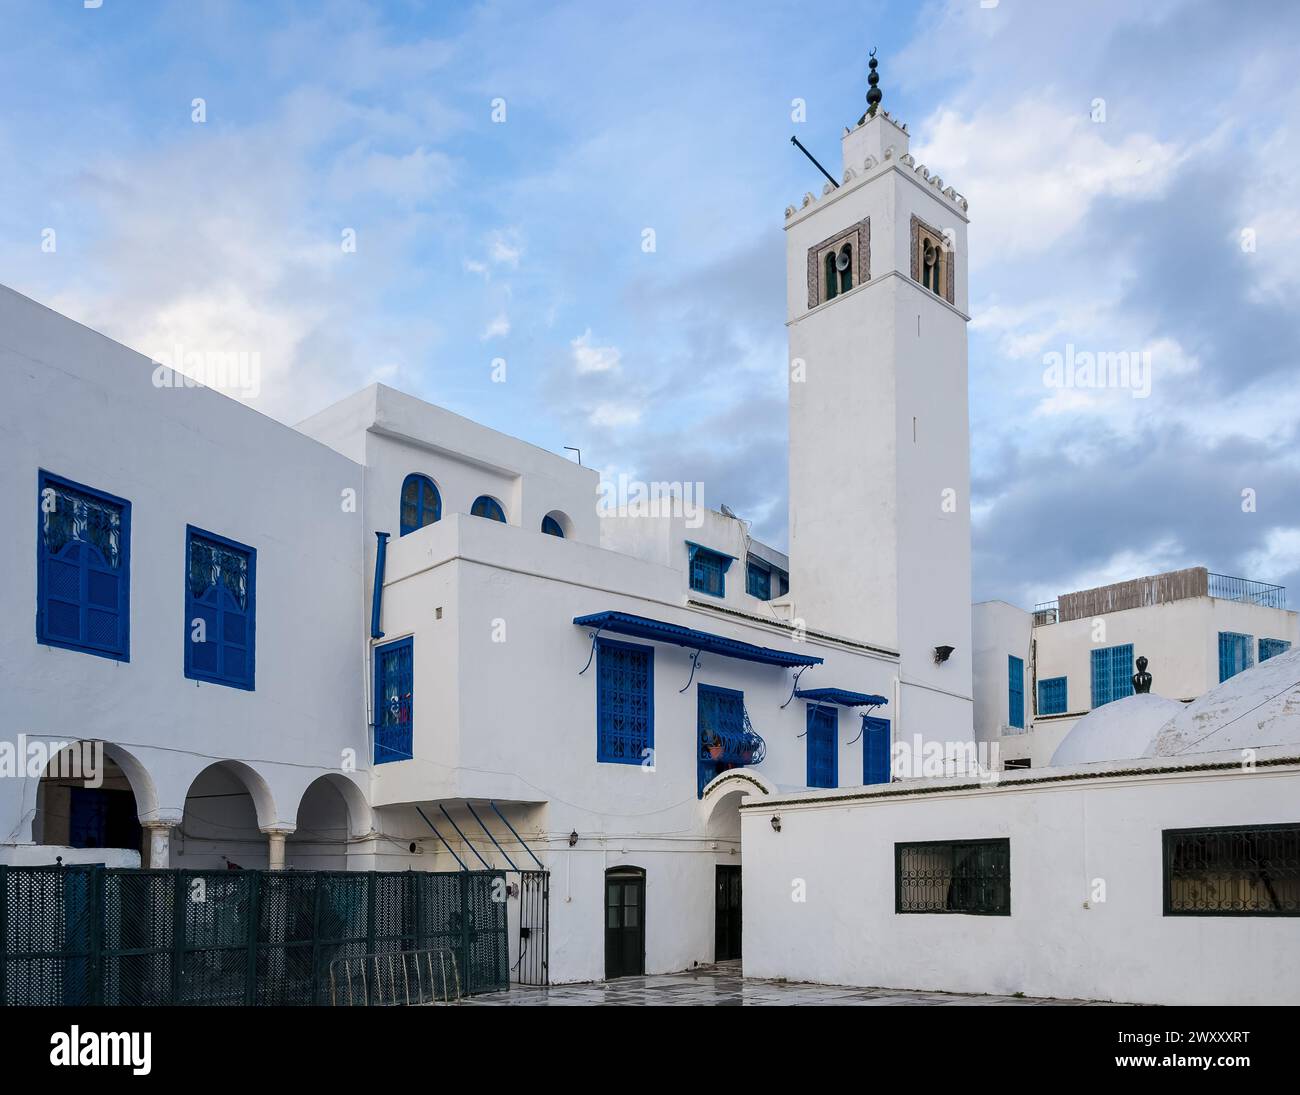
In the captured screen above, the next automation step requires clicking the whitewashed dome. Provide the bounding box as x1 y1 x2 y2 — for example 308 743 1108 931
1145 645 1300 757
1050 692 1182 766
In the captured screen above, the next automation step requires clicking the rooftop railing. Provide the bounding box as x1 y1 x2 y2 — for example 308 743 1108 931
1207 572 1287 609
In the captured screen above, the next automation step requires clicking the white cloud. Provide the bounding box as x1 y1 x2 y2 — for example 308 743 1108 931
489 230 523 268
589 401 642 428
570 328 621 374
481 312 510 340
913 100 1182 266
1242 528 1300 585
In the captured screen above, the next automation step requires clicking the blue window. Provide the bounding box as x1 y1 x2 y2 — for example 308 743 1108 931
400 474 441 536
1008 655 1025 729
1218 631 1254 682
596 639 653 765
863 715 890 785
806 704 838 788
1090 643 1134 708
1259 637 1290 663
698 684 746 796
36 471 131 661
184 527 256 690
746 561 771 600
541 514 565 538
471 496 506 522
374 637 413 764
687 542 733 598
1038 676 1067 716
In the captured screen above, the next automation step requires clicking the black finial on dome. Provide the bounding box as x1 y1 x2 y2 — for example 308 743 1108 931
1132 655 1152 694
866 48 882 117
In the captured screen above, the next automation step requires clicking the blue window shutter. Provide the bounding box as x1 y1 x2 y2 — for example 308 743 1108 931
1091 644 1133 708
596 639 654 765
541 515 564 538
36 471 131 661
1260 638 1291 662
697 684 748 796
1218 631 1254 682
686 542 732 598
863 716 890 785
184 527 256 690
806 704 838 788
374 636 413 764
1037 676 1067 716
1007 655 1024 728
400 474 441 536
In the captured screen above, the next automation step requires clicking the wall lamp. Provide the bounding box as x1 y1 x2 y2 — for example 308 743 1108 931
933 644 955 665
770 814 782 833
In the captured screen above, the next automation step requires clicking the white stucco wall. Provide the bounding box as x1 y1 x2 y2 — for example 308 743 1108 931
0 284 368 859
740 751 1300 1005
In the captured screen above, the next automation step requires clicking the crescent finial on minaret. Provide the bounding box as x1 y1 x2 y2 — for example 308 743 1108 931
866 48 882 117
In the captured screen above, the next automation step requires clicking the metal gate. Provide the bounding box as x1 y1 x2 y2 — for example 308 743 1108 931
516 870 549 986
0 863 509 1006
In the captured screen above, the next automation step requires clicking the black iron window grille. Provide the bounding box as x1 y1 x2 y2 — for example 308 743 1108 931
895 838 1010 916
1163 824 1300 916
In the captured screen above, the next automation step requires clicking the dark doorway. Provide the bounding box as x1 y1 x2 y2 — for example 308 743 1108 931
604 866 645 979
715 865 742 961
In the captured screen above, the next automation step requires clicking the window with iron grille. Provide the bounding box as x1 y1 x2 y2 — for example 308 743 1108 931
698 684 745 795
687 543 731 598
36 471 131 661
746 560 771 600
471 495 507 522
374 637 413 764
1260 637 1291 662
805 704 838 788
1007 655 1024 728
896 839 1010 915
1218 631 1254 682
1163 824 1300 916
596 639 653 765
185 526 256 690
1090 643 1133 708
1038 675 1067 715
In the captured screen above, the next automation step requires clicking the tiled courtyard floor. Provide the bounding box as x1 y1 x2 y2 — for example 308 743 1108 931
460 961 1116 1005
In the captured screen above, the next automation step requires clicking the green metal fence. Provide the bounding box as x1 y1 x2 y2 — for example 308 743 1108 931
0 864 509 1006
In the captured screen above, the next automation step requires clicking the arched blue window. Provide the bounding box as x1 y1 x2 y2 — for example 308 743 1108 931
471 496 506 523
400 474 441 536
541 514 565 538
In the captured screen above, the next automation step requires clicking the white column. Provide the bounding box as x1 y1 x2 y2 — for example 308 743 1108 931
142 821 175 869
263 828 291 870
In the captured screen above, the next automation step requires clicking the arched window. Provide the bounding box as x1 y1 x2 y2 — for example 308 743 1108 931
922 239 940 294
471 496 507 523
541 514 565 538
400 474 441 536
823 251 838 301
838 244 853 293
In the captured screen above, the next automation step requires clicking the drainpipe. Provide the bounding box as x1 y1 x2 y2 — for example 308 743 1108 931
370 532 390 639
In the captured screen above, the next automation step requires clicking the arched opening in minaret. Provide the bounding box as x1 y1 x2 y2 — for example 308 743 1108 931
823 250 838 300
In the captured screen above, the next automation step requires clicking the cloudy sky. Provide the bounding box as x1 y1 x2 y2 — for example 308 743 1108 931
1 0 1297 608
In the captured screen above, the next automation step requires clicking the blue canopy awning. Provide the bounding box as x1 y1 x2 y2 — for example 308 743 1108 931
795 687 888 707
574 610 822 668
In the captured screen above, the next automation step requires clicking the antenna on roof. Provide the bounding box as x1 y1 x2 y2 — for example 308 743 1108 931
790 135 839 190
563 446 582 465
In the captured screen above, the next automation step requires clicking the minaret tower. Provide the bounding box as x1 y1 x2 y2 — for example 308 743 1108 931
783 52 973 742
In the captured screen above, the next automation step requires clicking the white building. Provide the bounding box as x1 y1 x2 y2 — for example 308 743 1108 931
974 566 1297 767
1 98 963 985
5 66 1295 1006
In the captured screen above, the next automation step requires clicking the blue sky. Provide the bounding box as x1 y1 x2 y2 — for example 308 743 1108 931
2 0 1298 608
